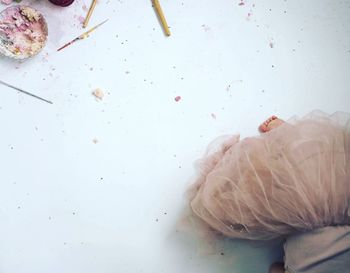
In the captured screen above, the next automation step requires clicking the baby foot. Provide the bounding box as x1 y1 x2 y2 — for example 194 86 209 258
259 115 284 133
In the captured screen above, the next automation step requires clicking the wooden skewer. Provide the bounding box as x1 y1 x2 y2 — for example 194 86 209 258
83 0 98 28
152 0 171 36
57 19 108 51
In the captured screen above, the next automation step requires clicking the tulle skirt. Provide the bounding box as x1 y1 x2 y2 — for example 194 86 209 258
188 111 350 240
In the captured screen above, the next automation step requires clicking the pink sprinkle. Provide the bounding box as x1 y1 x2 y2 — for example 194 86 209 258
78 15 85 25
174 96 181 102
82 4 88 11
211 113 217 119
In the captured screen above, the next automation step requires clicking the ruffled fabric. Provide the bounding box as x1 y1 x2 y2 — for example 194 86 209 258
189 111 350 240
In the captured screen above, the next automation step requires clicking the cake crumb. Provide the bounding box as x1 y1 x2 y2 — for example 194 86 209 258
92 138 98 144
20 6 41 22
92 88 104 100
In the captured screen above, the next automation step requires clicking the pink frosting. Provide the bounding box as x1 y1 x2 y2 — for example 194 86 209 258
1 0 13 5
0 6 47 58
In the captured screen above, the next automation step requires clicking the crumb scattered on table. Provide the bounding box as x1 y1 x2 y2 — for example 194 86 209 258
175 96 181 102
201 24 210 32
92 88 104 100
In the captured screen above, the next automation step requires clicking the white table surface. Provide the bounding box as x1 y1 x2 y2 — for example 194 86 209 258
0 0 349 272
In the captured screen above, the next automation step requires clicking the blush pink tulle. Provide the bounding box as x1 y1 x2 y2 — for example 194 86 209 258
188 111 350 240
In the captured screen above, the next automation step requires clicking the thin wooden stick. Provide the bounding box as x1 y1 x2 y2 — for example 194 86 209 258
57 19 108 51
152 0 171 36
83 0 98 28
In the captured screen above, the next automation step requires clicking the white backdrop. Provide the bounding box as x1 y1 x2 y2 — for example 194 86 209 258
0 0 349 272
